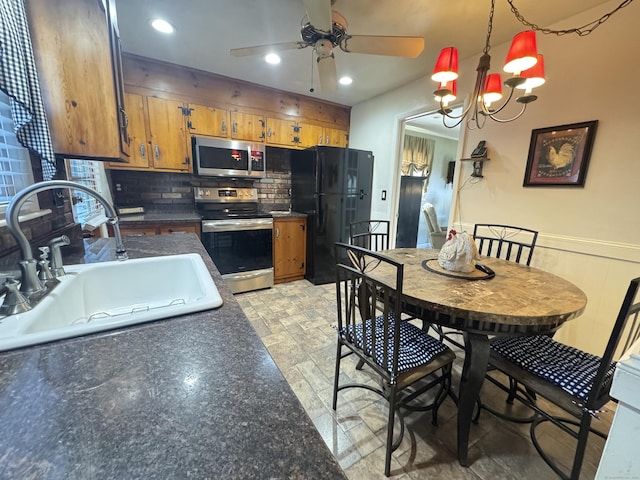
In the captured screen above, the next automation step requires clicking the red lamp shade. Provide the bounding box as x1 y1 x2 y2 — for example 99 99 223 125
432 47 459 83
516 54 545 91
482 74 503 104
503 30 538 74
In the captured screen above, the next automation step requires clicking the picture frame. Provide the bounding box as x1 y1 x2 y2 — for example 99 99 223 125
523 120 598 187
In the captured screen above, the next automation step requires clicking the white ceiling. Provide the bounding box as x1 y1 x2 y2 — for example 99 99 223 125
115 0 614 107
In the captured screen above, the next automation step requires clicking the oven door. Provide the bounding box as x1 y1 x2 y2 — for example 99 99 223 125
201 218 273 293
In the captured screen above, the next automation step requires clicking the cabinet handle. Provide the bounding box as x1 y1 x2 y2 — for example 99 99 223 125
140 144 146 158
326 136 329 145
319 135 323 145
154 144 160 159
122 108 129 129
275 227 280 239
267 127 272 138
232 122 237 135
221 120 226 133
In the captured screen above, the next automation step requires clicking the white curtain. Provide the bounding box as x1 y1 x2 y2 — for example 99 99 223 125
402 134 435 177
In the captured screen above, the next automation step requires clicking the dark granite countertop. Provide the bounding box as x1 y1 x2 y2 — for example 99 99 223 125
0 234 345 479
268 211 307 218
118 211 202 223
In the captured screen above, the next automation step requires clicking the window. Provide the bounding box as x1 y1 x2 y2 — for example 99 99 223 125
65 158 110 231
0 90 36 216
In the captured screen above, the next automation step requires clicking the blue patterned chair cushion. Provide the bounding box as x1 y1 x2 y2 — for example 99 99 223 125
491 335 616 401
341 313 448 375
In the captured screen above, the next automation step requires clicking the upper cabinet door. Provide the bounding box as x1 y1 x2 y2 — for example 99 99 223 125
266 118 296 146
26 0 129 161
147 97 190 171
188 104 228 138
296 122 324 148
230 112 265 142
121 93 150 169
324 127 349 148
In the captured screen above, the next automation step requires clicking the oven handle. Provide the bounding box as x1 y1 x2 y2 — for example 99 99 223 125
202 219 273 232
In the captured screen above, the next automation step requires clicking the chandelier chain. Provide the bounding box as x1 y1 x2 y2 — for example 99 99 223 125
507 0 635 36
484 0 496 54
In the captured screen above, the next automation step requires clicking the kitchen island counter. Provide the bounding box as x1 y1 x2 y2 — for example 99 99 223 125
0 234 346 479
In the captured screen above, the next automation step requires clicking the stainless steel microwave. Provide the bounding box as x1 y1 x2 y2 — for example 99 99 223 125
192 136 266 178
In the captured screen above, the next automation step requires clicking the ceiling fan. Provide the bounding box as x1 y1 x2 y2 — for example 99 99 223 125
229 0 424 92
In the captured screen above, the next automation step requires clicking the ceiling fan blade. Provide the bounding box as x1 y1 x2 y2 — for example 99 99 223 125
341 35 425 58
302 0 333 32
317 56 337 92
230 41 308 57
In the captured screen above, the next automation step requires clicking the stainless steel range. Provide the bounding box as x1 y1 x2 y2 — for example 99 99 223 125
195 187 273 294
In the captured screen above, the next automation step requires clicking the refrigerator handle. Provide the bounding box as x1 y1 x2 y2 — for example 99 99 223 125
316 152 323 196
315 194 325 233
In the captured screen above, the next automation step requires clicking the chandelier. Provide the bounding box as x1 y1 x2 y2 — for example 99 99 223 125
430 0 634 129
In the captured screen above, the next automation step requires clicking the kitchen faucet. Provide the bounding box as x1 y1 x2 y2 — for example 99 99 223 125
4 180 128 301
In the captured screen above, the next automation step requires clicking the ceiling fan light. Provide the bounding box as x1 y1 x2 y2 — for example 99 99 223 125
431 47 458 83
503 30 538 74
516 54 545 90
264 53 281 64
482 74 503 105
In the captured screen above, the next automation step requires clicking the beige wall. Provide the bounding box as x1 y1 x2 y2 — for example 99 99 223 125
348 0 640 356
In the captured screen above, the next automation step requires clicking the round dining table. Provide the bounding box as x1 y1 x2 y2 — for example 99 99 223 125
378 248 588 467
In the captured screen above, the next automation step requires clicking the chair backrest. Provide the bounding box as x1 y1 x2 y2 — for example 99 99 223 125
588 277 640 410
422 203 441 234
349 220 390 252
335 242 403 381
472 223 538 266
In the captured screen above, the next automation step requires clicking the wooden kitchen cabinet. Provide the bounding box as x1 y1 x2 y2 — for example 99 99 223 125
108 95 190 172
324 127 349 147
146 97 191 171
188 103 229 137
26 0 129 162
114 92 149 169
265 117 296 146
296 122 324 148
230 112 265 142
273 217 307 284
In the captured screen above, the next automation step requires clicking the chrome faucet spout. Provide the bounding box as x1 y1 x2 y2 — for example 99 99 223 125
6 180 128 267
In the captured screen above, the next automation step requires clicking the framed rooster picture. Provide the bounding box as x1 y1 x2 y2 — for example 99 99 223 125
523 120 598 187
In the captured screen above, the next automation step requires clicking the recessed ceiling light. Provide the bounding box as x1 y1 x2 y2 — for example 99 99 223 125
150 19 175 34
265 53 281 65
339 76 353 86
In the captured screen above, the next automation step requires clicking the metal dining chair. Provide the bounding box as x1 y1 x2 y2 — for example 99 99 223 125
332 242 455 477
484 277 640 480
349 220 390 252
472 223 538 266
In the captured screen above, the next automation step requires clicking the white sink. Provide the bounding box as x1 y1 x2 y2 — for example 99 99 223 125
0 253 223 352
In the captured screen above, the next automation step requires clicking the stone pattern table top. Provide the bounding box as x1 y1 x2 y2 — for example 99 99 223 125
380 248 587 327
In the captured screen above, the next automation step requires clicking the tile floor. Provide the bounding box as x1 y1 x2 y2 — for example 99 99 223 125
236 280 614 479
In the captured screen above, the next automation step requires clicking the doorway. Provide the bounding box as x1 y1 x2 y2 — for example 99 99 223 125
395 109 461 248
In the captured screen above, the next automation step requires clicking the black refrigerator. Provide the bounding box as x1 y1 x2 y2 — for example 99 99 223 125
291 146 374 285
